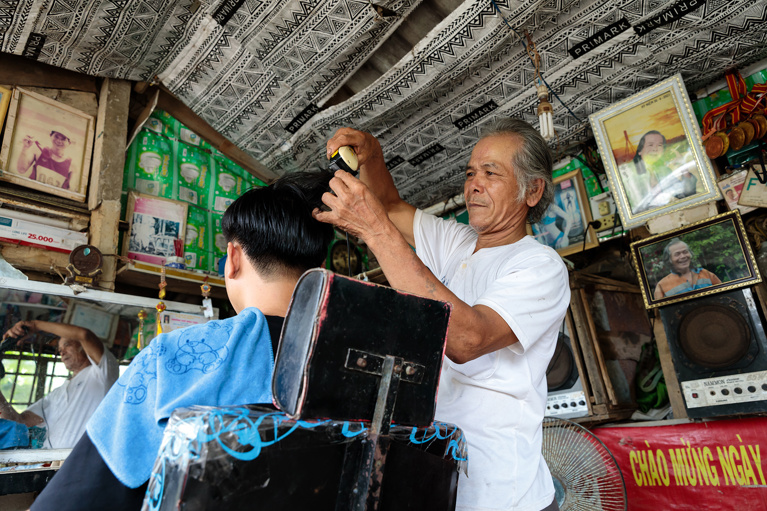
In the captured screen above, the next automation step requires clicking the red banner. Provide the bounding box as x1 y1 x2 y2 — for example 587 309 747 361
593 417 767 510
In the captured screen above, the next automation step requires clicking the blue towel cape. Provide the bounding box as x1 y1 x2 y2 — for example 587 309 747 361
86 307 274 488
0 418 29 449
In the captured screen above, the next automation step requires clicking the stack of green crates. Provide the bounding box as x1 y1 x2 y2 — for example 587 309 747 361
121 110 266 274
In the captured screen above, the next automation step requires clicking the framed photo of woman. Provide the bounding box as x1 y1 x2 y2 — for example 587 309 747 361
529 169 599 257
630 210 759 309
589 74 720 230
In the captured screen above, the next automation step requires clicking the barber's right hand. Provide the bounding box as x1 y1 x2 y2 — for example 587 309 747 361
326 128 385 172
2 321 35 341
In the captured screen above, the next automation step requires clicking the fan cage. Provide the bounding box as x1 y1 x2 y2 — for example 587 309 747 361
542 417 627 511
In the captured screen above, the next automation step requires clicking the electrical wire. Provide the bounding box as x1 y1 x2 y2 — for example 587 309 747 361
489 0 583 124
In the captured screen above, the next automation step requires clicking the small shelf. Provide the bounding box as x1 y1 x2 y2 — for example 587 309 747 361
116 261 228 301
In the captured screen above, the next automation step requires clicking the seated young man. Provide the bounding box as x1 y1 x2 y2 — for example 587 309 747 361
31 171 334 511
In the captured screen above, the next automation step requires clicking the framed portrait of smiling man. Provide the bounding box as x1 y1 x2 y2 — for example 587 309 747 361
589 74 720 230
0 87 95 202
630 210 760 309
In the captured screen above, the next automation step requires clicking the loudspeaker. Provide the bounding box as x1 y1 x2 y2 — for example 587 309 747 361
659 287 767 418
545 318 589 419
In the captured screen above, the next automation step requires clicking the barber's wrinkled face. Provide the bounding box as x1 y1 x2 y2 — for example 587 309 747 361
58 338 88 372
464 134 526 234
669 242 692 274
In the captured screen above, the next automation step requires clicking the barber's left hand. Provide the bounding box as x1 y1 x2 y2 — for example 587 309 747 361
312 170 391 242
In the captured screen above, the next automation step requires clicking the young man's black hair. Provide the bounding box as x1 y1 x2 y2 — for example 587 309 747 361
223 171 334 277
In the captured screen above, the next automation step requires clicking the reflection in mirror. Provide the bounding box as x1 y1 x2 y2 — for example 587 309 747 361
0 279 211 456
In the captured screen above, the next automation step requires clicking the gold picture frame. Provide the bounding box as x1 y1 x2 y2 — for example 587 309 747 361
630 210 760 309
589 74 720 230
0 85 11 133
0 87 95 202
529 169 599 257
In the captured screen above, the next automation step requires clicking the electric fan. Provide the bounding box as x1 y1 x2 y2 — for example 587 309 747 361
542 417 627 511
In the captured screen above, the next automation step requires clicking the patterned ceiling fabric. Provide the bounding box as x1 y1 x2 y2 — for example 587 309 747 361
290 0 767 207
1 0 766 208
0 0 202 80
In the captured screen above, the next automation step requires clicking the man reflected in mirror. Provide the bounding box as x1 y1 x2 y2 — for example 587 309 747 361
0 320 118 448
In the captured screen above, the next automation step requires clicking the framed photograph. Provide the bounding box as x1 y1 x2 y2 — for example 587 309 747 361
736 162 767 208
0 85 11 131
123 191 188 266
718 169 756 214
589 74 720 230
65 301 119 347
529 169 599 257
0 87 95 202
630 210 760 309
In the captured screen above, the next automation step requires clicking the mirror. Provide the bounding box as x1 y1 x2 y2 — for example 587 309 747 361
0 278 211 454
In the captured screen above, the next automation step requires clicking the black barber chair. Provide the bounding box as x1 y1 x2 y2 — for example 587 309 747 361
143 269 466 511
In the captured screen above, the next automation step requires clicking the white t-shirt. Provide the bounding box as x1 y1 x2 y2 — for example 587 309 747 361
27 348 119 448
414 209 570 511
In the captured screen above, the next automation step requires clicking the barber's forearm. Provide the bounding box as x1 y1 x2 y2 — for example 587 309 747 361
30 320 93 343
0 392 42 426
365 227 510 363
359 157 401 209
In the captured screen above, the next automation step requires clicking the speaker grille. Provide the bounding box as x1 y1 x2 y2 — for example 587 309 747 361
678 304 751 368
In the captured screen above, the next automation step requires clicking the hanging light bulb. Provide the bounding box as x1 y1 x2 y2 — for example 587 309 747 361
536 84 554 141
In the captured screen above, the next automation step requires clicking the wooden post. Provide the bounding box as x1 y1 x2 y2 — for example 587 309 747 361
652 309 688 419
89 78 131 291
568 289 609 407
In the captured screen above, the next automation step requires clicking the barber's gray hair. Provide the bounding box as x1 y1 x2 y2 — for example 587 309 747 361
480 118 554 223
662 238 694 267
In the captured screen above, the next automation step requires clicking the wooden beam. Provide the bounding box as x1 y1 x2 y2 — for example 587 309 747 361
89 200 121 292
0 243 69 275
0 54 98 94
152 88 278 183
652 309 688 419
569 290 609 406
565 308 595 417
13 86 98 117
87 78 131 291
89 78 131 208
578 287 619 406
114 261 228 301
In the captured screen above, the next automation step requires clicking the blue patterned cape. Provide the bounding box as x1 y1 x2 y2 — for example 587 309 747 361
86 308 274 488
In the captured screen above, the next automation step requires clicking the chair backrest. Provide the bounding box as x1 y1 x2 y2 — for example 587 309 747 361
272 268 451 427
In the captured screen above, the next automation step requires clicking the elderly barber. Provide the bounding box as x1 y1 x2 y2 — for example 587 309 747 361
314 118 570 511
0 320 118 448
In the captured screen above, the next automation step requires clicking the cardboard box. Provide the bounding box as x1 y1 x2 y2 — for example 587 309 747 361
210 213 227 273
184 205 211 272
0 215 88 253
176 142 211 208
143 109 178 139
123 129 176 199
176 122 203 147
209 157 246 213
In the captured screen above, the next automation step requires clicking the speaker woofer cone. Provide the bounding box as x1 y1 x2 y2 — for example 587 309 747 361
547 333 577 391
678 304 750 369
